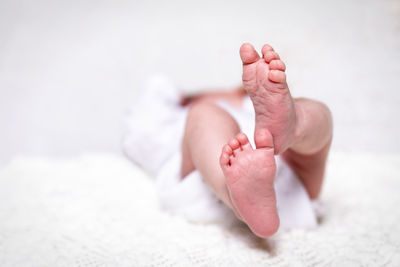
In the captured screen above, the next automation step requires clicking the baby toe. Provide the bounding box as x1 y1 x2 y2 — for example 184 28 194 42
223 144 233 156
264 51 280 63
269 60 286 71
261 44 274 57
268 70 287 83
219 151 231 167
236 133 252 150
228 137 241 152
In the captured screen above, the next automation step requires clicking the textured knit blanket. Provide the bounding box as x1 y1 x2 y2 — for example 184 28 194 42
0 152 399 266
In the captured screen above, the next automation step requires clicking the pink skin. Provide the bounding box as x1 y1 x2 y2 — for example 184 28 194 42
219 131 279 237
240 43 296 154
180 43 332 238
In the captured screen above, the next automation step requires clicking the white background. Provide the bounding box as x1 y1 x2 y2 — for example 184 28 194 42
1 0 399 165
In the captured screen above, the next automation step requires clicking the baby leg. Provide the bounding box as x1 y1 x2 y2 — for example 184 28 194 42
180 102 241 215
282 98 332 199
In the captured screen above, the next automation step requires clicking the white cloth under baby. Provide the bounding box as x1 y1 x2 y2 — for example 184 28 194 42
123 74 317 229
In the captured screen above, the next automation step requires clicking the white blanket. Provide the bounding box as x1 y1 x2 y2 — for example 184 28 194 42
0 152 399 266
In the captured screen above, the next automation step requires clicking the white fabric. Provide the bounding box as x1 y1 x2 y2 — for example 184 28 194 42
122 75 187 176
0 152 400 266
123 75 316 229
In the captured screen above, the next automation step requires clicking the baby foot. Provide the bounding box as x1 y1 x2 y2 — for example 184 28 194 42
219 131 279 238
240 43 297 154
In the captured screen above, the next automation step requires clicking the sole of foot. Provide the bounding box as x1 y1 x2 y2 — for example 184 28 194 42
240 42 297 154
219 130 279 238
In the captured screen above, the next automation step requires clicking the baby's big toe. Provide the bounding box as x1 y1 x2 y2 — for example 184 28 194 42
240 43 260 64
254 129 274 150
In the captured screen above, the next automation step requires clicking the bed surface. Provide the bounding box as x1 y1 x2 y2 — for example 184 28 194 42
0 152 399 266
